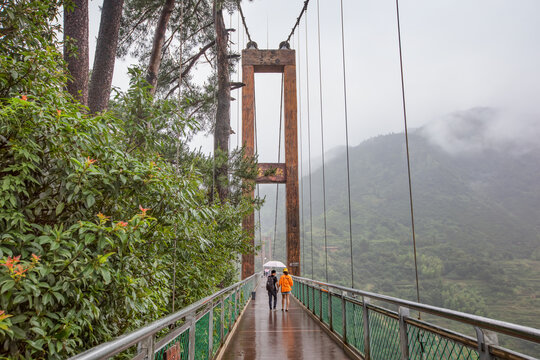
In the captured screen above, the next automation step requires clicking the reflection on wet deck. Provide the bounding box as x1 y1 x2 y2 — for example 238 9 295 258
220 281 351 360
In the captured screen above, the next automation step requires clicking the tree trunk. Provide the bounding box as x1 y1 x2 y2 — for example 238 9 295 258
213 2 230 201
64 0 89 106
88 0 124 114
146 0 175 95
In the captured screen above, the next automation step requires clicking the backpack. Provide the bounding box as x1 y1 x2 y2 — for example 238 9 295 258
266 275 275 292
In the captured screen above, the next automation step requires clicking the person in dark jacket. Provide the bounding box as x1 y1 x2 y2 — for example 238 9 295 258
266 270 278 310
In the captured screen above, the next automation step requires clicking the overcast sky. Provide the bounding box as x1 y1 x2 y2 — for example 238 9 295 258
89 0 540 160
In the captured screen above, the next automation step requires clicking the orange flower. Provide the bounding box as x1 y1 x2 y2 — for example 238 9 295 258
0 310 11 322
14 264 27 277
116 221 128 228
1 256 20 271
97 212 110 221
56 109 62 116
85 157 97 166
31 253 40 262
21 95 27 101
139 205 150 216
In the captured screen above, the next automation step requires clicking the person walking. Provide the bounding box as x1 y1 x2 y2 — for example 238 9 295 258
266 269 278 310
278 268 293 311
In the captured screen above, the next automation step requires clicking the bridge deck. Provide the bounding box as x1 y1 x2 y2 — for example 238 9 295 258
220 279 351 360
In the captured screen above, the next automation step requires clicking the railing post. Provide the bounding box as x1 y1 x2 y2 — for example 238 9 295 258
136 335 154 360
398 307 410 360
475 327 496 360
305 283 308 308
362 297 371 360
220 299 225 345
313 285 316 315
328 291 333 331
233 287 238 320
342 291 347 343
208 305 214 359
188 315 196 360
316 287 320 320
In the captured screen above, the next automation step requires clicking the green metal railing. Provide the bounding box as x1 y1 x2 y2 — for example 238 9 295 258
292 275 540 360
70 273 259 360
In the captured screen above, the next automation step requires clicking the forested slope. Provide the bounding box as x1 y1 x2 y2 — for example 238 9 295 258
260 121 540 344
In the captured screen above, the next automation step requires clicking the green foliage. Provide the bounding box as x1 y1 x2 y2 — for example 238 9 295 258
0 2 257 358
0 0 63 99
119 0 220 129
441 284 488 316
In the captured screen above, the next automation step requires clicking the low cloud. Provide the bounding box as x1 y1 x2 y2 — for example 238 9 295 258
420 107 540 155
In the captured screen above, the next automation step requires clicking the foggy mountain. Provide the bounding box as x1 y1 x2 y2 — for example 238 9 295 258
256 108 540 345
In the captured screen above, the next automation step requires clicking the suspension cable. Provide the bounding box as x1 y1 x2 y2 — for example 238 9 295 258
253 73 263 265
257 186 262 264
297 27 306 277
272 74 284 259
316 0 329 283
237 1 253 44
284 0 310 44
338 0 355 289
236 10 240 148
172 0 185 312
228 12 233 152
395 0 421 310
305 13 314 279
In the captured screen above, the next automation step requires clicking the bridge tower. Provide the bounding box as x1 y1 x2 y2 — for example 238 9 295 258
241 46 300 278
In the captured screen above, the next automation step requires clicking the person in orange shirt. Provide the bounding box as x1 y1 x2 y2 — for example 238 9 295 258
278 268 294 311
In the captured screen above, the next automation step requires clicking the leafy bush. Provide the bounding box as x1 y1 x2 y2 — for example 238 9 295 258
0 2 257 358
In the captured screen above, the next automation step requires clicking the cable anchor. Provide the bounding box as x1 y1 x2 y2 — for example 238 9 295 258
279 41 290 50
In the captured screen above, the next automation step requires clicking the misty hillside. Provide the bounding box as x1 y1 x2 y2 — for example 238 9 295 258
310 130 540 258
257 109 540 347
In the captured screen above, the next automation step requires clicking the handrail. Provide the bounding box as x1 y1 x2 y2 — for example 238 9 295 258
70 273 259 360
292 275 540 344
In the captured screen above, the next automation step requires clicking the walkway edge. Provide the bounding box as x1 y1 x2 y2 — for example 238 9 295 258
292 296 364 360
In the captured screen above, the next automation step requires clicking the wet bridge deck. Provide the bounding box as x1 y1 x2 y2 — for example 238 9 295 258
219 280 351 360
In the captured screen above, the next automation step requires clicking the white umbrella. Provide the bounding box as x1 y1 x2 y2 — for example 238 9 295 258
263 260 286 268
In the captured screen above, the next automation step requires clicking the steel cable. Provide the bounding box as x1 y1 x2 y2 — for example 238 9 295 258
285 0 310 44
172 0 186 312
304 13 314 280
237 1 253 44
272 75 284 260
253 77 263 266
297 28 306 277
338 0 355 289
316 0 329 283
236 11 240 148
395 0 421 311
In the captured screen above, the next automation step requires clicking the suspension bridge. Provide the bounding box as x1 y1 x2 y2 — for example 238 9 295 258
70 0 539 359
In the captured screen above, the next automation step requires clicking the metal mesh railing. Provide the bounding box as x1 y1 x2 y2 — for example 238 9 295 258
70 273 259 360
194 312 210 360
345 300 364 353
223 295 231 338
407 323 479 360
154 328 189 360
321 291 329 325
212 305 221 357
307 285 312 311
331 294 343 336
369 309 400 360
314 287 321 317
291 275 540 360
